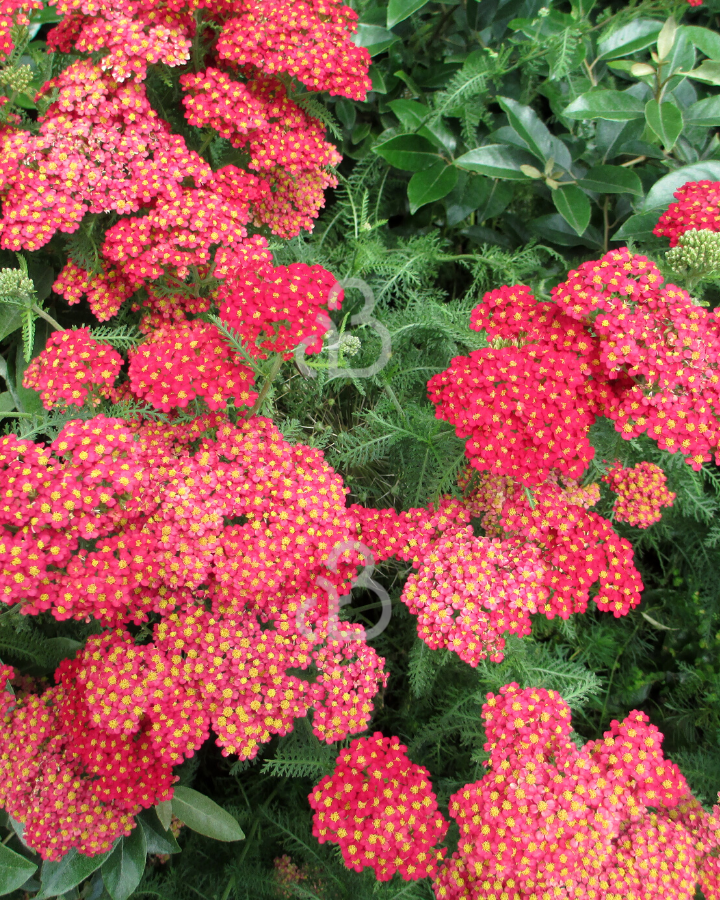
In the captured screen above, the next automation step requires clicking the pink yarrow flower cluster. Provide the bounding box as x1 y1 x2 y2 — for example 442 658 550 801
433 683 720 900
309 733 448 881
22 328 122 409
603 461 676 528
0 414 389 859
552 248 720 469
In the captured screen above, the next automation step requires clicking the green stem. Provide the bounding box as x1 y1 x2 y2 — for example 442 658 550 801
249 353 284 417
31 303 64 332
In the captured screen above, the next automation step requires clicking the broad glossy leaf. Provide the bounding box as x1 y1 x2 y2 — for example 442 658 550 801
155 802 172 831
455 144 538 180
37 847 112 899
642 161 720 211
171 787 244 842
684 61 720 86
597 19 662 60
552 184 592 235
578 165 643 195
682 25 720 60
373 134 439 171
529 213 603 248
408 162 458 213
388 100 456 152
351 25 400 57
14 341 45 415
387 0 428 28
445 175 512 226
497 96 571 168
656 17 677 62
0 392 15 413
138 810 180 856
684 96 720 127
645 99 683 150
0 304 22 342
101 826 147 900
563 90 645 121
0 843 37 896
613 210 663 240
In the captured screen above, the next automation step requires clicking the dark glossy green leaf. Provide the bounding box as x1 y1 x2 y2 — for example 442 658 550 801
613 210 663 241
642 161 720 211
454 144 538 180
563 90 645 121
497 96 570 168
408 162 458 213
682 25 720 60
684 96 720 126
387 100 456 152
373 134 440 171
597 19 662 60
0 304 22 342
351 25 400 57
444 175 511 226
14 341 45 415
578 165 643 195
0 391 15 413
0 843 37 896
155 802 172 832
171 787 244 842
138 810 180 856
529 214 603 248
369 66 387 93
101 827 147 900
552 184 591 235
387 0 428 28
38 848 112 899
645 99 683 150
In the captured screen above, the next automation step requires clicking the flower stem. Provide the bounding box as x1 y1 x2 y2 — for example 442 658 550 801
248 353 284 417
32 304 64 332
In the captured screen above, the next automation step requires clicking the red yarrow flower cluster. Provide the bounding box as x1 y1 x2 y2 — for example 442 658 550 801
22 328 122 410
215 0 371 100
470 473 642 619
433 683 719 900
428 284 616 487
0 0 42 59
53 261 136 322
309 733 448 881
127 319 257 411
654 181 720 246
603 461 676 528
0 663 174 861
217 260 341 359
552 247 720 469
0 414 389 857
47 0 192 82
0 60 211 252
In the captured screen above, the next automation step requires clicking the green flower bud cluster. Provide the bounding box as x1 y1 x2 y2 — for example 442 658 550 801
666 229 720 279
0 64 33 93
339 333 361 357
0 266 34 302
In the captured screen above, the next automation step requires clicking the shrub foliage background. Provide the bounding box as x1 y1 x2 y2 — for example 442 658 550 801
2 0 720 897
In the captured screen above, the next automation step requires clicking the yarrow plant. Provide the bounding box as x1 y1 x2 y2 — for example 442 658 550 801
0 0 719 893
